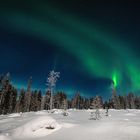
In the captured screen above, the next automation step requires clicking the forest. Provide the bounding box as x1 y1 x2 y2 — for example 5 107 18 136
0 73 140 115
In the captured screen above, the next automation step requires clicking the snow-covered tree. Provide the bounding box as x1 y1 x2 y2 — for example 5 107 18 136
105 107 109 116
37 90 42 111
63 98 67 110
90 96 103 109
9 87 17 113
128 93 136 109
111 82 121 109
15 88 26 113
135 95 140 109
46 70 60 110
90 96 102 120
44 90 51 110
125 95 130 109
0 73 18 114
29 90 42 111
41 95 46 110
83 98 90 109
71 93 84 109
62 98 68 116
53 91 67 109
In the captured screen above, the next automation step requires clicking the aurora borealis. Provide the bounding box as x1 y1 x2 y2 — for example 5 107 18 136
0 1 140 98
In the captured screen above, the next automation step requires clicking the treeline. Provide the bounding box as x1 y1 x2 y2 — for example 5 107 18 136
0 73 140 115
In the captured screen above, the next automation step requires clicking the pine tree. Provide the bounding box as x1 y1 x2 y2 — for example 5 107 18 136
104 101 109 116
29 90 42 111
62 98 68 116
2 84 11 114
30 91 36 111
37 90 42 111
111 82 120 109
41 95 46 110
0 74 5 114
90 96 102 120
90 96 103 109
125 95 130 109
0 73 17 114
9 87 17 113
16 88 26 112
25 77 32 112
44 90 51 110
118 95 125 109
135 95 140 109
72 92 83 109
128 93 136 109
83 98 90 109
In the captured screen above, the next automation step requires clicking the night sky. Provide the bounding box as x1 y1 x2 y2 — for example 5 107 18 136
0 0 140 99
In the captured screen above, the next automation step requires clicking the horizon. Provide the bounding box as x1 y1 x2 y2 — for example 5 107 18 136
0 72 137 101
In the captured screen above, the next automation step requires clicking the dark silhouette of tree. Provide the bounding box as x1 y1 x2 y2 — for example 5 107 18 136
16 88 26 113
0 73 140 115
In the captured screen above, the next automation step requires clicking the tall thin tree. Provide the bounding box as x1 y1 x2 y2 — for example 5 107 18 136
46 70 60 110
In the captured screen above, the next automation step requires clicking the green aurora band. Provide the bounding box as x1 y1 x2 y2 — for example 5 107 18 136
1 2 140 93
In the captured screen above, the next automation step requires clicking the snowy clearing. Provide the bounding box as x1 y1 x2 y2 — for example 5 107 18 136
12 116 61 138
0 109 140 140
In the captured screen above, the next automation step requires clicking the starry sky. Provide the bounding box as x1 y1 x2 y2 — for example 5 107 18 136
0 0 140 99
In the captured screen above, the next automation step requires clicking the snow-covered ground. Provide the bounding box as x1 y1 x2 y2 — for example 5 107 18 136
0 109 140 140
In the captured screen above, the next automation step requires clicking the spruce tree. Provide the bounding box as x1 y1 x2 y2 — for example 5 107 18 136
25 77 32 112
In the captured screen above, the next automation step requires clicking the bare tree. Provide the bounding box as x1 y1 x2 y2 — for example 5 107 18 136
46 70 60 110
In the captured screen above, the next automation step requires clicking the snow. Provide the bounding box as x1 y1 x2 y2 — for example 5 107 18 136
125 113 136 116
12 116 61 138
35 111 49 115
0 135 11 140
8 113 21 118
62 123 75 128
51 109 64 114
124 118 129 121
0 109 140 140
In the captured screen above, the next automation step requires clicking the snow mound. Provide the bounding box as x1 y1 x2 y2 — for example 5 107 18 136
52 109 64 114
125 113 136 116
124 118 129 121
86 109 92 112
51 109 70 116
35 111 48 115
120 126 140 135
12 116 61 138
0 135 11 140
62 123 75 128
8 113 21 118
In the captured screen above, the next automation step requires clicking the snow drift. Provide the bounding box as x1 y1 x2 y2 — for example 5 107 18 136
12 116 61 138
0 135 11 140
